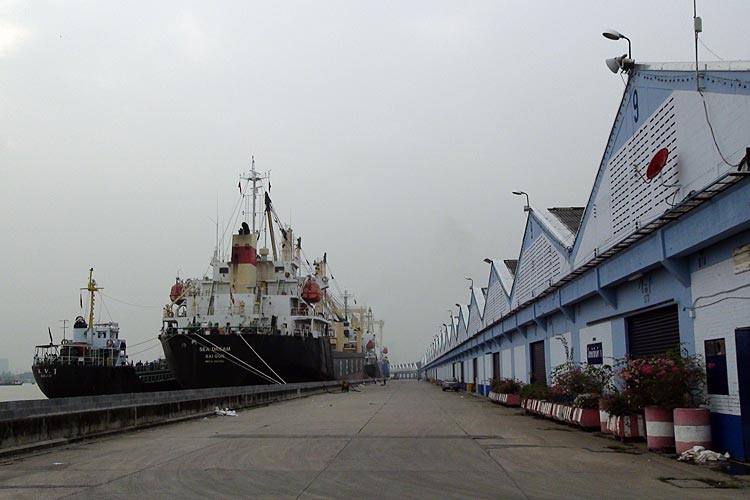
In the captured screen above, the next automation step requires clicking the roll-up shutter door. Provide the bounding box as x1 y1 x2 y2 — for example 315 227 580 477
626 305 680 357
530 341 546 384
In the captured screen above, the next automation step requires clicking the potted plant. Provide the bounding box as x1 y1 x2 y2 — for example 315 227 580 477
618 349 709 452
548 338 613 426
604 390 645 441
571 393 601 429
520 382 550 415
489 378 523 407
672 350 711 454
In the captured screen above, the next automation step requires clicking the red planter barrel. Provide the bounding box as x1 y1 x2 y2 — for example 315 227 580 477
488 392 521 407
572 408 600 429
644 406 675 452
673 408 712 454
607 414 645 441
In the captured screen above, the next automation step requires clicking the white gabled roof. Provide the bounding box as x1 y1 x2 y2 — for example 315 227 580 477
457 305 469 328
491 259 515 294
471 286 485 319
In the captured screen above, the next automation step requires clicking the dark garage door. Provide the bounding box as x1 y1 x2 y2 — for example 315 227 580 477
530 341 546 384
627 305 680 357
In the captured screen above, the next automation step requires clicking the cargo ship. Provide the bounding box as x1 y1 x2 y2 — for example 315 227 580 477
160 164 363 388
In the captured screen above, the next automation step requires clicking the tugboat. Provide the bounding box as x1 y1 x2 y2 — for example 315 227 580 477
32 269 179 398
159 165 336 389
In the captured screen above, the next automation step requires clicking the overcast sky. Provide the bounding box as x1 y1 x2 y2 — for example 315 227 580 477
1 1 749 372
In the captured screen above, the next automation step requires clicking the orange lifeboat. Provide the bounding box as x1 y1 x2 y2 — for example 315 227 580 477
170 282 185 305
301 280 321 303
366 339 375 351
382 347 388 355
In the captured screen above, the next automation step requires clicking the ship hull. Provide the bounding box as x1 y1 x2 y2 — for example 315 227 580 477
32 364 179 398
161 333 335 389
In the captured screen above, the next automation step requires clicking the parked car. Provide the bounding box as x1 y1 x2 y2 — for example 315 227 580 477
441 377 460 391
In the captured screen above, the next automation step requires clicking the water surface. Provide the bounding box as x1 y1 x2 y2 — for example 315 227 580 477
0 383 46 402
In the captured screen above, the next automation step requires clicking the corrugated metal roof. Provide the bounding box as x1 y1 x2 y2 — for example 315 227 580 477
635 60 750 71
547 207 585 235
503 259 518 277
533 207 578 248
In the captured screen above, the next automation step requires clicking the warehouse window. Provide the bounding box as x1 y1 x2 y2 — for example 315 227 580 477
705 338 729 395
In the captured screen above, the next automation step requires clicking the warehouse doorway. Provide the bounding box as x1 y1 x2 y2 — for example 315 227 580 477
530 341 546 384
472 357 478 393
626 305 680 357
736 328 750 461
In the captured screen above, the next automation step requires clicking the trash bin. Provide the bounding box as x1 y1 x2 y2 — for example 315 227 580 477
466 383 474 393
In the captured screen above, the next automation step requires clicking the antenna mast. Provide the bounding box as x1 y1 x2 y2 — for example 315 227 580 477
240 156 265 238
59 319 69 341
693 0 702 91
342 289 353 320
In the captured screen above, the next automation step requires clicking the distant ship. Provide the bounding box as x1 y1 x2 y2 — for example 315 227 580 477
160 164 360 389
32 269 179 398
0 380 23 386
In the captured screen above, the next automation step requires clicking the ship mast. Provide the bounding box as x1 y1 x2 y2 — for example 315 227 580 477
240 156 265 238
81 268 102 330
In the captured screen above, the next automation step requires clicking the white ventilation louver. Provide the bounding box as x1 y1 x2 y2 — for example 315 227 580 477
609 96 679 239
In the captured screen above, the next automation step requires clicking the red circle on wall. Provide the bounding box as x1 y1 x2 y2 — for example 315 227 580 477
646 148 669 179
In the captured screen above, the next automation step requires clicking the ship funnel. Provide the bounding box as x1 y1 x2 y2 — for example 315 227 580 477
231 227 257 293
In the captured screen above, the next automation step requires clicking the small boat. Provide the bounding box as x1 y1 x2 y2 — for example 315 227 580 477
32 269 180 398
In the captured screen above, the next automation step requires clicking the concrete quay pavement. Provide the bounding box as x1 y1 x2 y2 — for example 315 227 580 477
0 380 745 499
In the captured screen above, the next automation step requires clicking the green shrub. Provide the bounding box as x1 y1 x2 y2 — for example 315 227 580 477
520 382 550 400
490 377 523 394
603 391 640 416
572 392 600 409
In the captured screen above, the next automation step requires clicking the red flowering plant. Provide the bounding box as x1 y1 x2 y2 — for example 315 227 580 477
617 348 707 409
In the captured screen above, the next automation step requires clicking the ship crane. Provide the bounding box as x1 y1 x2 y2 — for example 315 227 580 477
264 192 279 261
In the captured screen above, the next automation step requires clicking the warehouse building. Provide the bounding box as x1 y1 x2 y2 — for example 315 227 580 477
421 61 750 460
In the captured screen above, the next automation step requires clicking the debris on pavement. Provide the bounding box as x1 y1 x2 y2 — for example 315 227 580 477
214 407 237 416
677 446 729 463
